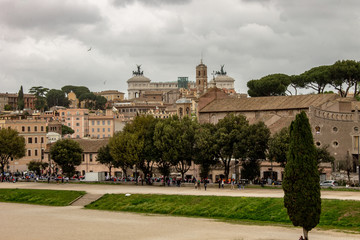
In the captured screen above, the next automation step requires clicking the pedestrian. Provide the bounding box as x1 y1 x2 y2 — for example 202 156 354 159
218 179 221 189
197 180 201 190
221 179 224 189
47 176 50 183
231 179 235 190
204 179 207 191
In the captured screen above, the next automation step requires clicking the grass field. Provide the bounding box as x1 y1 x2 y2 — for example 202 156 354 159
0 189 86 206
86 194 360 232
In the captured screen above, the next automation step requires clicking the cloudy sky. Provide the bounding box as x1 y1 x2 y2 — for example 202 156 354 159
1 0 360 97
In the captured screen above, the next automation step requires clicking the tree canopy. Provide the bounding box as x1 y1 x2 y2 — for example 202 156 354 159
247 74 291 97
50 139 83 177
61 125 75 136
298 65 332 94
97 145 115 177
46 89 69 108
0 128 26 173
29 86 49 111
283 111 321 240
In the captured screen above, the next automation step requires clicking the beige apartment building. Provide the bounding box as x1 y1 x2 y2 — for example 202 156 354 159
4 119 47 172
58 109 89 138
88 115 115 139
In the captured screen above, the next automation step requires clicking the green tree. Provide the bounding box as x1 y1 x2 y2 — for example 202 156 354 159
154 116 180 179
123 115 159 182
29 86 49 111
240 121 270 181
0 128 26 173
283 111 321 240
95 95 107 110
173 116 198 181
330 60 360 97
97 145 115 178
46 89 69 108
17 85 24 110
61 85 90 99
78 92 97 109
194 123 218 179
268 127 290 167
297 65 332 94
109 131 139 178
247 74 291 97
214 114 249 181
61 125 75 136
50 139 83 177
4 104 12 111
27 160 49 175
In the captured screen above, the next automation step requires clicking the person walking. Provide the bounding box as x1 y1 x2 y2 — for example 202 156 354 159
204 179 207 191
221 179 224 189
231 179 235 190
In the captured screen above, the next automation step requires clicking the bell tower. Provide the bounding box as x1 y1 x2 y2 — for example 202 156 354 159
196 59 208 94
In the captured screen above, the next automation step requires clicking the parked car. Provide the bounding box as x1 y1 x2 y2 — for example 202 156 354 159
320 180 338 187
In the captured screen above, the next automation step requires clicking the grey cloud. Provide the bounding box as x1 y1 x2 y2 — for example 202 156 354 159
0 0 102 31
112 0 192 7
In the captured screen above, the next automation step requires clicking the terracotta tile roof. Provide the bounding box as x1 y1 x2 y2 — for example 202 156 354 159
200 94 339 113
73 138 109 153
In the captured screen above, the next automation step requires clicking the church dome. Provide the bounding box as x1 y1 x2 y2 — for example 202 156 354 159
214 75 235 83
127 75 151 83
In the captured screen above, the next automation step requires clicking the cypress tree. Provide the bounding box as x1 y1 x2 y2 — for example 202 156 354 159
283 111 321 240
17 85 24 110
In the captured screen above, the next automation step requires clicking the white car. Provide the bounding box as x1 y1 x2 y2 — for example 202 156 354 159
320 180 338 187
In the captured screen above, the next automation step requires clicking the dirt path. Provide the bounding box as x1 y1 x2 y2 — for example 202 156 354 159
1 202 358 240
1 182 360 239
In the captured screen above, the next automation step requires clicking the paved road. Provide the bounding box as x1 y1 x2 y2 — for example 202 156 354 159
1 182 360 240
1 182 360 201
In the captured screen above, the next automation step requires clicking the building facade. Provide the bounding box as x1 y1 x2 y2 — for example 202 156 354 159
5 119 47 172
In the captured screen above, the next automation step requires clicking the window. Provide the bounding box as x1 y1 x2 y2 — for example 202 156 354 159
68 123 71 126
90 154 93 162
108 120 111 125
92 120 95 125
41 126 44 131
28 137 32 144
102 120 105 125
28 126 31 132
62 112 65 116
28 149 31 156
76 123 80 126
34 137 37 144
34 149 38 156
97 128 100 132
355 127 359 132
67 118 70 120
22 126 25 132
108 128 110 132
41 137 44 143
76 118 80 120
34 126 38 132
92 128 94 132
333 141 339 147
103 128 105 132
